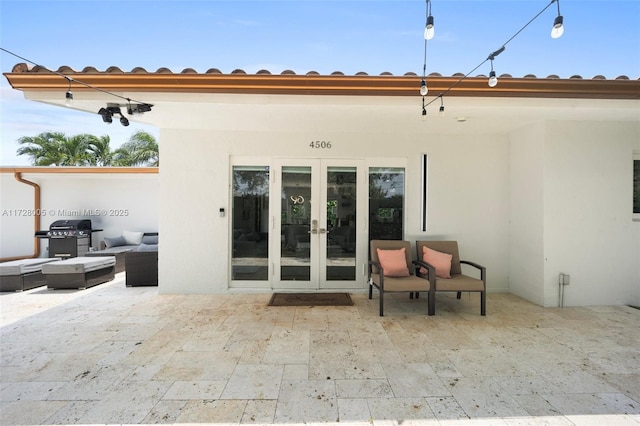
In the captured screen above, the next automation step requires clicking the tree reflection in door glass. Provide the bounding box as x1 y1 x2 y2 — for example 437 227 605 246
232 166 269 280
281 167 312 281
326 167 357 281
369 167 405 241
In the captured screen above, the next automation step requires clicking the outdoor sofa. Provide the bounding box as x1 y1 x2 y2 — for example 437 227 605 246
89 231 158 273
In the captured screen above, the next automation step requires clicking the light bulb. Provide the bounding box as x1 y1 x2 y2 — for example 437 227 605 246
488 71 498 87
551 15 564 39
439 105 445 117
420 80 428 96
65 90 73 106
424 15 435 40
421 107 427 121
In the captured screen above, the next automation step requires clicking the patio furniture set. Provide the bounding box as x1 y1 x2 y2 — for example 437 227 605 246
0 231 158 292
369 240 486 316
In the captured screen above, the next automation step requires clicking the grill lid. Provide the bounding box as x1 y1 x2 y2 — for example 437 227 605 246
49 219 92 231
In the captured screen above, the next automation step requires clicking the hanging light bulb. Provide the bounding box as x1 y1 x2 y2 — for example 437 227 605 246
421 107 427 121
420 79 428 96
64 77 73 106
439 96 445 117
424 15 435 40
65 90 73 106
551 15 564 38
488 70 498 87
551 0 564 39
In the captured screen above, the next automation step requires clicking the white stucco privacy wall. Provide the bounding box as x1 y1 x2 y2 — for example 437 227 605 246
0 172 159 259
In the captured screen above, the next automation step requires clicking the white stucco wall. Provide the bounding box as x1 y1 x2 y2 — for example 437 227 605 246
543 121 640 307
158 127 511 294
509 123 546 306
508 120 640 308
0 172 159 259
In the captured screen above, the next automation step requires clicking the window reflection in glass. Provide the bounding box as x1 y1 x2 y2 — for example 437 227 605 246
281 167 312 281
369 167 405 241
326 167 357 281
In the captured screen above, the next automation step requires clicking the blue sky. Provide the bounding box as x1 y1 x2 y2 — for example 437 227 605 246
1 0 639 166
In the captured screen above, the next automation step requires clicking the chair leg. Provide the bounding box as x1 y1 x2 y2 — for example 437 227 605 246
456 291 462 299
481 291 486 316
379 290 384 316
368 282 373 299
428 290 435 316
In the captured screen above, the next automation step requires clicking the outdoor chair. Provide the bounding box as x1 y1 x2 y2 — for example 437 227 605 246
415 240 486 316
369 240 432 316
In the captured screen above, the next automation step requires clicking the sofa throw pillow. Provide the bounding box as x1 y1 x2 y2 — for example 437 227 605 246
420 246 453 278
136 243 158 252
122 230 144 245
376 248 410 277
104 236 127 248
141 234 158 245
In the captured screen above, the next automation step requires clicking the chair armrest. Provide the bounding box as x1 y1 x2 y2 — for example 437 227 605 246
368 260 383 276
460 260 486 282
413 259 434 277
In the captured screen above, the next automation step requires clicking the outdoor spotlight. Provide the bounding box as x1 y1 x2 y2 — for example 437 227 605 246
65 90 73 106
127 103 153 114
98 107 113 124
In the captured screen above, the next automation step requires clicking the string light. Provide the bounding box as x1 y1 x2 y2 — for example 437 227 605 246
438 95 445 116
551 0 564 39
424 0 435 40
64 76 73 106
419 0 564 116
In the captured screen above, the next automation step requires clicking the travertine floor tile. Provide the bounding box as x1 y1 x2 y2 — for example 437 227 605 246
1 277 638 425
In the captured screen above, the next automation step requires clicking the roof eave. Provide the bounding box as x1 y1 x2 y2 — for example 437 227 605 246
4 71 640 100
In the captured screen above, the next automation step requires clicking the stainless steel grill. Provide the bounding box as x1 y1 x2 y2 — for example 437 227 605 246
36 220 101 258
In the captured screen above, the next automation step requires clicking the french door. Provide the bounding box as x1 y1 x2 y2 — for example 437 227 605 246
272 159 367 291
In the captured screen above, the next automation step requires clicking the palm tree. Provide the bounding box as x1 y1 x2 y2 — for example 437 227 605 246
55 134 94 166
17 130 158 167
87 135 113 166
17 132 67 166
113 130 159 166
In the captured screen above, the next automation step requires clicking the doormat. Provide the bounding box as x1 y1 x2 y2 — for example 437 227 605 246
268 293 353 307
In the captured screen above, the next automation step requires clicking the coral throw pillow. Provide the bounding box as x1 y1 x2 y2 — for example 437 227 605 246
421 246 453 278
376 248 410 277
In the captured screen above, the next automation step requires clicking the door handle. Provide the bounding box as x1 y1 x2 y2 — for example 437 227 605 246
319 228 328 234
309 219 318 234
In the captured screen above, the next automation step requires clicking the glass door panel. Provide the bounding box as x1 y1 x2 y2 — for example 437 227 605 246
280 166 313 282
325 166 357 281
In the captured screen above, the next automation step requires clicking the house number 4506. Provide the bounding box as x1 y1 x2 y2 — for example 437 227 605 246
309 140 332 149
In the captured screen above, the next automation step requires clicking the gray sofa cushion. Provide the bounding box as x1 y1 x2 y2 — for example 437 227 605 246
0 258 60 276
141 235 158 244
42 256 115 274
136 243 158 252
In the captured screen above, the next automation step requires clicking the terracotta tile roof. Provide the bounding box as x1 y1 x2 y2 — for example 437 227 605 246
9 63 638 80
5 63 639 100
